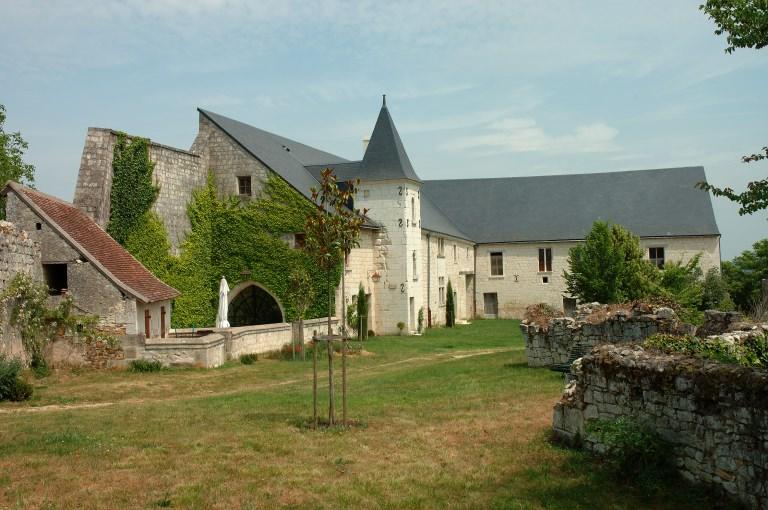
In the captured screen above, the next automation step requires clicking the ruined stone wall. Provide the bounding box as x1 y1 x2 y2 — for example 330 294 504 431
522 303 687 367
73 128 203 253
553 345 768 509
0 221 42 359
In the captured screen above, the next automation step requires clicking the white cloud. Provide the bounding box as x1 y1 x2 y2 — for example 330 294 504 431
445 117 619 154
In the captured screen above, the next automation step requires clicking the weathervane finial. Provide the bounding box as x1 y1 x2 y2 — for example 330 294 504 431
382 94 386 107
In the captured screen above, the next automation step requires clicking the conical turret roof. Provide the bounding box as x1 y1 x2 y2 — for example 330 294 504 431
360 96 421 182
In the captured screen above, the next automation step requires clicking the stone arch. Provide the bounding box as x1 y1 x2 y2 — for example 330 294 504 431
227 281 285 327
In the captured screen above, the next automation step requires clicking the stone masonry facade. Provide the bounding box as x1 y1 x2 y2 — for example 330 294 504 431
0 221 42 359
476 236 721 319
553 344 768 509
74 128 203 253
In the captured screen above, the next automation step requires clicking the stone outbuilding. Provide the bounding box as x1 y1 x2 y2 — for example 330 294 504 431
1 181 179 339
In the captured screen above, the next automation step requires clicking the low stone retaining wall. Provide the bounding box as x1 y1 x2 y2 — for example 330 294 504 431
553 344 768 509
121 317 339 368
521 303 687 367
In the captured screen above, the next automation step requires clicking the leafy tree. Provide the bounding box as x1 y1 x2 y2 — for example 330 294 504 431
304 167 366 426
445 279 455 327
700 0 768 53
722 238 768 310
701 267 736 311
0 104 35 219
697 1 768 215
564 222 656 303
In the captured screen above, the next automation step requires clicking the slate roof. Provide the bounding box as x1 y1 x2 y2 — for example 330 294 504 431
421 166 720 244
198 107 719 245
198 108 348 202
358 98 421 183
2 182 179 303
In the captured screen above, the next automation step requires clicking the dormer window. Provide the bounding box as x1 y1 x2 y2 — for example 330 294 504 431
238 176 252 196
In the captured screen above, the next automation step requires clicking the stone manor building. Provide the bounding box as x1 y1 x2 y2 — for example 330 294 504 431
60 98 719 335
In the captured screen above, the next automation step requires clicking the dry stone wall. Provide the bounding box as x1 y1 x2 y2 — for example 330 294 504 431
553 344 768 509
522 303 689 367
0 221 42 359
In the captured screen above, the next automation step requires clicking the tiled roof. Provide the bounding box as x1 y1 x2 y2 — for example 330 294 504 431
3 182 179 303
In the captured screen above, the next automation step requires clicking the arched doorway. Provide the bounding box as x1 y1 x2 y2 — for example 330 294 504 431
227 282 284 326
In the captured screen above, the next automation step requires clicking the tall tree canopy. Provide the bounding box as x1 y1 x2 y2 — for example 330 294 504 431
0 104 35 219
697 1 768 215
564 221 656 303
722 238 768 311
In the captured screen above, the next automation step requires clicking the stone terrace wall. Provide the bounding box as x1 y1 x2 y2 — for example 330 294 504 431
553 345 768 509
521 303 688 367
121 317 340 368
0 221 42 359
73 128 203 253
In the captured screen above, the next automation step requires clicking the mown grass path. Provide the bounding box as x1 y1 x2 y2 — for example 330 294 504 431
0 321 721 509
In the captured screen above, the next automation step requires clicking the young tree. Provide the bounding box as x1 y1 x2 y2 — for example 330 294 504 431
564 221 656 303
0 104 35 219
445 279 455 327
697 1 768 215
304 168 366 426
287 266 313 361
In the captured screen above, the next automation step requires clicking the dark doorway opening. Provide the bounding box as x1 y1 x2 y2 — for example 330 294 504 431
228 285 283 326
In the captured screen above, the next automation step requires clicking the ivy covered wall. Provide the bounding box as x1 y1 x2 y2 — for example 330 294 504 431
109 139 339 328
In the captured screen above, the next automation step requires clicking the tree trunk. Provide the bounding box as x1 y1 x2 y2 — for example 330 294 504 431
342 338 347 426
328 338 334 425
312 337 317 429
299 318 305 362
327 268 334 425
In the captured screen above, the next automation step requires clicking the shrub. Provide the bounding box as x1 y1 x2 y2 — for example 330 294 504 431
643 333 752 366
0 354 25 401
128 359 165 373
239 353 258 365
586 417 674 485
367 329 375 338
7 378 33 401
417 307 424 333
741 334 768 368
446 280 455 327
396 322 406 333
524 303 560 329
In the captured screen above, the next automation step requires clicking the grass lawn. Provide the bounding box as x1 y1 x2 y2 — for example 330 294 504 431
0 320 722 509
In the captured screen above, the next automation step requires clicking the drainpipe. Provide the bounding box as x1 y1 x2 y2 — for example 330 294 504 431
426 232 431 328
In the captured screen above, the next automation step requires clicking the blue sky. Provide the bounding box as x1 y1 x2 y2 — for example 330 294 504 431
1 0 765 259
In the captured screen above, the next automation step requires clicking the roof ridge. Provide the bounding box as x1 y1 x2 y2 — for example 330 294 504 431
423 166 705 183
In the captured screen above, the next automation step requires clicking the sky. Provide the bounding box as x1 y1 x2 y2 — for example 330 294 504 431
1 0 766 260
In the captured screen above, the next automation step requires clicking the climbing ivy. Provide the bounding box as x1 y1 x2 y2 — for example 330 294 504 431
107 133 159 245
122 171 340 328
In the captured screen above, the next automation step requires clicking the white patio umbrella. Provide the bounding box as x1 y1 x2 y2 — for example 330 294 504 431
216 277 231 328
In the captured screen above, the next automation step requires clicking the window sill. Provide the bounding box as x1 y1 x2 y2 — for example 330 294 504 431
489 275 505 279
437 255 445 259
